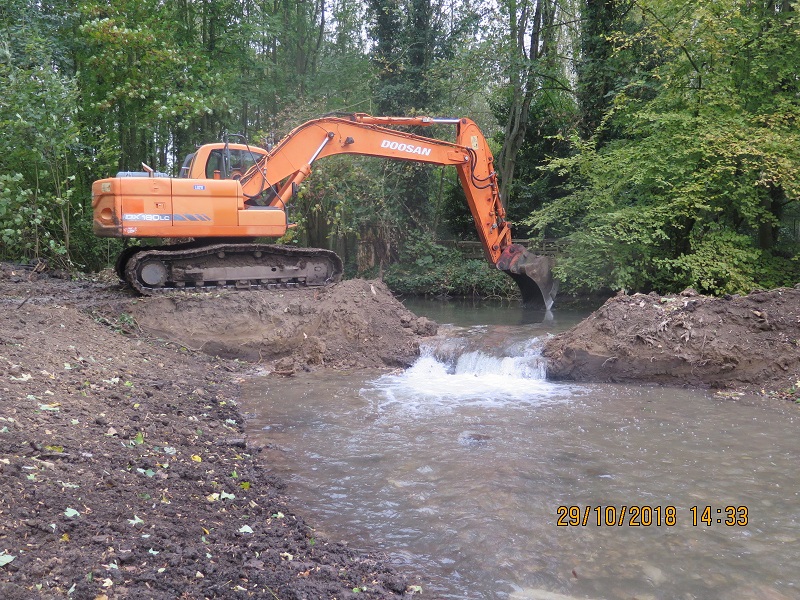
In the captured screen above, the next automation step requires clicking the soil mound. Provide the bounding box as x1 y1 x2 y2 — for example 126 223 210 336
543 287 800 395
128 279 437 371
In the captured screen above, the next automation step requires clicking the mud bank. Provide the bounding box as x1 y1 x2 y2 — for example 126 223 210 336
543 287 800 397
128 279 437 371
0 265 431 599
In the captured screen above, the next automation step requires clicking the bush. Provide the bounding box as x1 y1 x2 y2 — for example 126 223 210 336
382 233 518 298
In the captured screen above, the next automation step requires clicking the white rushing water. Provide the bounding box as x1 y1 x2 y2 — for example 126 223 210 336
242 315 800 600
366 331 566 408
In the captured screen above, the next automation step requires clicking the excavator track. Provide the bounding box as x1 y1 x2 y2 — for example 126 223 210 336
122 243 343 295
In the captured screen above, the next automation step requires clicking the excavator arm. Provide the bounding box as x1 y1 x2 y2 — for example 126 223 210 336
236 114 511 264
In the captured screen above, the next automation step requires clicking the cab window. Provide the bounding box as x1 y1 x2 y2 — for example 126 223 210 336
205 149 266 180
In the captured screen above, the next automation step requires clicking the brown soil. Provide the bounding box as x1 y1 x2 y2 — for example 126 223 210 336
544 288 800 398
0 264 434 599
127 280 436 371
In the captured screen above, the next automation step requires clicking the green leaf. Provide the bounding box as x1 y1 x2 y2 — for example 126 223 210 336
64 507 80 518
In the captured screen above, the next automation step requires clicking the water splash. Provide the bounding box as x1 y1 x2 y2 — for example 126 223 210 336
363 329 570 408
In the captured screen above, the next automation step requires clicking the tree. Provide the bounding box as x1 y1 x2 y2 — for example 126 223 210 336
528 0 800 294
0 0 85 267
492 0 569 208
76 0 222 173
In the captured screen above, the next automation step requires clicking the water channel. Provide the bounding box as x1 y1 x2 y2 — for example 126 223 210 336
241 299 800 600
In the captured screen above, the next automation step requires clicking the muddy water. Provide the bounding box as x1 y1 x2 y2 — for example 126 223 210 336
241 302 800 600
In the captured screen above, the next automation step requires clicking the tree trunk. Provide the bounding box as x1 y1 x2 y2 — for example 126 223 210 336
496 0 556 207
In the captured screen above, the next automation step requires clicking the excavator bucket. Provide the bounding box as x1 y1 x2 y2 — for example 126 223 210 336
497 244 559 310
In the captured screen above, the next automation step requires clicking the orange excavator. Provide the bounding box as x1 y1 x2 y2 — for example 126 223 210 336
92 113 556 308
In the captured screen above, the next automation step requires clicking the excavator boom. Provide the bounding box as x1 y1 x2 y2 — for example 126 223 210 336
92 113 555 307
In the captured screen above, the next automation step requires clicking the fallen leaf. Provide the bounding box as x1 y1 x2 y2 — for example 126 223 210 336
0 553 15 567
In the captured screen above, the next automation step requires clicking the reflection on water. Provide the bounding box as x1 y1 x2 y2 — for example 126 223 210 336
401 296 595 328
240 310 800 600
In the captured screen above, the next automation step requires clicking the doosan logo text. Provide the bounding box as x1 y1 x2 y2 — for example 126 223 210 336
380 140 432 156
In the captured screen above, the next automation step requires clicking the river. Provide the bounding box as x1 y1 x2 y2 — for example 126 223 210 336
240 299 800 600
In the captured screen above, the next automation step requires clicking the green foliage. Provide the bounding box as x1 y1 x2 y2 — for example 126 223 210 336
76 0 223 172
529 0 800 295
488 85 577 234
383 233 518 298
0 174 67 265
0 2 93 268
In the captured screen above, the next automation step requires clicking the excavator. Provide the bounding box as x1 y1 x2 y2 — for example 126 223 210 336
92 113 556 308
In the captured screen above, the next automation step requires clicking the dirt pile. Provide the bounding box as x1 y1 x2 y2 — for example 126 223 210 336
0 265 427 599
543 287 800 396
128 279 436 371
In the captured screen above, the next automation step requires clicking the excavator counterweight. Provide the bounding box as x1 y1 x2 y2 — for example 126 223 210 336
93 113 555 307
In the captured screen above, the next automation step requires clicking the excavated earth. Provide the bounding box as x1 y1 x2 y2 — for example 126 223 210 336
544 287 800 398
0 263 434 600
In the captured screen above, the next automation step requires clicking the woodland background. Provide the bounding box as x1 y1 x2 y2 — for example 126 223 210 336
1 0 798 296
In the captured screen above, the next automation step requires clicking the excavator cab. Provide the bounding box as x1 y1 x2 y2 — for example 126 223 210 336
178 144 268 180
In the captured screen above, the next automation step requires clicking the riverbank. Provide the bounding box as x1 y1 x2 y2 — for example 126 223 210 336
544 287 800 400
0 264 430 599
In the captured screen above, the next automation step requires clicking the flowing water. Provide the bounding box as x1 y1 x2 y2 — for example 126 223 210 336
240 300 800 600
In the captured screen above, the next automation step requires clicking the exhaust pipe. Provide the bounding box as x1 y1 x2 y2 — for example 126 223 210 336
497 244 558 310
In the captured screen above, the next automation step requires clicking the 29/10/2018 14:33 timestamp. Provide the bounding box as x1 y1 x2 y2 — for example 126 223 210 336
556 505 749 527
